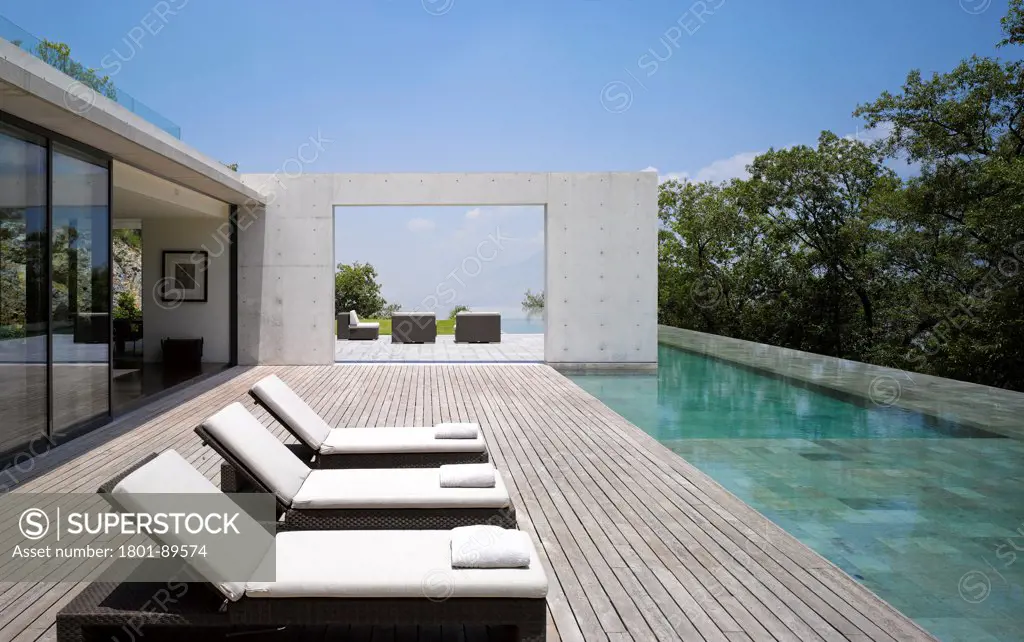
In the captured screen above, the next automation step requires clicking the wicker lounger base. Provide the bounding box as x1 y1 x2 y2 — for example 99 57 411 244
219 464 516 530
220 450 488 493
222 452 489 493
57 580 546 641
266 442 490 466
277 506 517 531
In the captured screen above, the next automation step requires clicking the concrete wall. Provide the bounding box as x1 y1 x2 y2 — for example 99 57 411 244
235 175 336 365
237 172 658 369
142 218 231 363
544 174 658 370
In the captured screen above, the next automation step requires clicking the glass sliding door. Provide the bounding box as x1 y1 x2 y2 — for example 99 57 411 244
50 144 110 436
0 123 49 455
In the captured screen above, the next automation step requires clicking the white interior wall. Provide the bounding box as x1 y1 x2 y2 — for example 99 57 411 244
141 218 231 363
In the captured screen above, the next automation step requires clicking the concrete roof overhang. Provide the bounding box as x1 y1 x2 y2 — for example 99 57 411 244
0 38 264 207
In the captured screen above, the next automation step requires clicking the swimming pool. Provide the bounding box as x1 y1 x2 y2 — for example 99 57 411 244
570 344 1024 642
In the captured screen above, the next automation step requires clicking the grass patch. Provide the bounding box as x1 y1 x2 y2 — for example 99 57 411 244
337 318 456 335
365 318 455 335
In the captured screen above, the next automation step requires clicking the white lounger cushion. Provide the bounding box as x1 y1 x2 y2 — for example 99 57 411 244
320 427 485 455
354 322 380 329
202 402 311 504
251 375 332 449
246 530 547 599
112 450 262 603
349 310 359 325
292 468 510 509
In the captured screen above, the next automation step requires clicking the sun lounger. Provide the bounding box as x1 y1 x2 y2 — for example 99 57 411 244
55 450 547 641
247 374 489 471
195 403 516 529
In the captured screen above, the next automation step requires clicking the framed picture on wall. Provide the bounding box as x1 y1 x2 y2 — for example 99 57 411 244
160 250 209 303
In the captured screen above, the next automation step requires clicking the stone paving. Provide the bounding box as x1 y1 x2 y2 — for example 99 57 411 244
335 333 544 362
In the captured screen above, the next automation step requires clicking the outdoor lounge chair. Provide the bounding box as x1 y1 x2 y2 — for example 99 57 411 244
455 311 502 343
195 403 516 529
337 310 380 340
55 450 547 641
391 311 437 343
248 374 489 470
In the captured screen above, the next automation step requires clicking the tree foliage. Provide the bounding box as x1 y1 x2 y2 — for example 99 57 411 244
31 39 117 100
449 305 471 320
659 5 1024 389
334 262 391 317
521 289 545 314
114 291 141 321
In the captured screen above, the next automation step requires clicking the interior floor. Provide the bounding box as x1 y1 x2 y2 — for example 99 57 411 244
112 358 229 413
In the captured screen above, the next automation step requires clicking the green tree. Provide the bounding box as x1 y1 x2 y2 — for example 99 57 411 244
740 132 902 356
114 291 141 321
657 179 747 334
853 2 1024 387
335 262 388 317
448 305 470 320
656 1 1024 390
521 289 545 314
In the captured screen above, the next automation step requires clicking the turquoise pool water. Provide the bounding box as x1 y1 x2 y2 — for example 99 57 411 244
570 345 1024 642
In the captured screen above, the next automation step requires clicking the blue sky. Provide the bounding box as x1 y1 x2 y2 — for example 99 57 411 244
2 0 1014 313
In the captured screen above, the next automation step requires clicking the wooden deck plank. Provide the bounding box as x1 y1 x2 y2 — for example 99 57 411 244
471 366 679 642
447 366 587 642
0 364 936 642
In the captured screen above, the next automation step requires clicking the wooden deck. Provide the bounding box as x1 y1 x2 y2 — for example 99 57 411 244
0 364 935 641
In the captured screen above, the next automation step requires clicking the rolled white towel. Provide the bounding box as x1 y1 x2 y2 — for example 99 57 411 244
439 463 495 488
451 525 531 569
435 423 480 439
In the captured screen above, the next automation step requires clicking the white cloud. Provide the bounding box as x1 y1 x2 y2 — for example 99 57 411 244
647 123 901 186
406 217 436 233
646 118 908 188
465 207 483 219
693 151 761 183
646 151 761 186
844 121 894 144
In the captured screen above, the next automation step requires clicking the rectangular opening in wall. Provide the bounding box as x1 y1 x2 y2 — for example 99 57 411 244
333 205 544 363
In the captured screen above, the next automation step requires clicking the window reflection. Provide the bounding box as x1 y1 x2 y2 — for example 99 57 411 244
0 123 48 455
51 144 110 435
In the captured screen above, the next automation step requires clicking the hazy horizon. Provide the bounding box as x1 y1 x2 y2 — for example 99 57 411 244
334 205 544 318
